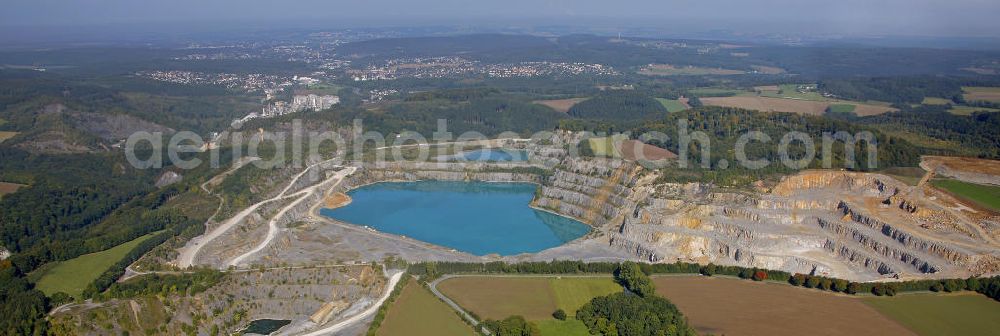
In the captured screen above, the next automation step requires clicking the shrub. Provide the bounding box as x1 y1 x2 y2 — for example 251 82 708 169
832 279 849 292
752 270 768 281
700 264 717 276
553 309 567 321
790 273 807 286
805 276 821 288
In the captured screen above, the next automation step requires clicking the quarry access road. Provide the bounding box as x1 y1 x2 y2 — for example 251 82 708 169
297 269 404 336
227 165 356 267
176 157 343 268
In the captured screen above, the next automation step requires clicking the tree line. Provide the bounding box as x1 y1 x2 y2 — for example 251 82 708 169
408 260 1000 302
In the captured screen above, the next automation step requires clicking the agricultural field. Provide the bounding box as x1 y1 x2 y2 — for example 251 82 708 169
32 231 161 297
652 276 914 336
687 87 744 97
436 276 621 320
655 98 690 112
921 97 952 105
947 105 1000 115
863 293 1000 336
757 84 831 101
750 65 786 74
0 181 26 198
376 279 474 336
299 83 345 95
639 64 744 76
700 96 896 116
827 104 856 114
962 86 1000 103
930 179 1000 212
534 97 588 113
0 131 18 143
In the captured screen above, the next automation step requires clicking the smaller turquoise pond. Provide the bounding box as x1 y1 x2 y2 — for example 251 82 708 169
439 149 529 162
320 181 590 256
242 319 290 335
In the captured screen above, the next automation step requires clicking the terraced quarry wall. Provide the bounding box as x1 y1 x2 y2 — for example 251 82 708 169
330 157 999 282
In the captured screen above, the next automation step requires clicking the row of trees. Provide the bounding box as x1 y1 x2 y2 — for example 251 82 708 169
409 260 1000 302
788 272 1000 298
95 269 223 300
365 272 412 336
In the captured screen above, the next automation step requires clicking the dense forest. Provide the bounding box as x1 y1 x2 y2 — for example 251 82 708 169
568 91 667 120
840 105 1000 158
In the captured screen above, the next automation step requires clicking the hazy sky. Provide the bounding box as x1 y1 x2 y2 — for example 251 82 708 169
2 0 999 37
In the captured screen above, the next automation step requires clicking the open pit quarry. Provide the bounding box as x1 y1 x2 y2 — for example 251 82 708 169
143 135 1000 335
181 135 1000 284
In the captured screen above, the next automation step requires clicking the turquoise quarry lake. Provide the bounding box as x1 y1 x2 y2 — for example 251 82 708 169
437 149 529 162
320 181 590 256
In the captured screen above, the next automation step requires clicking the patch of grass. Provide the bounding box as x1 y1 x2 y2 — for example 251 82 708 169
549 277 621 315
863 293 1000 336
587 134 627 158
0 131 19 143
33 231 161 297
879 167 926 186
655 98 689 112
536 319 591 336
921 97 952 105
378 279 475 336
827 104 856 113
931 179 1000 212
437 276 623 321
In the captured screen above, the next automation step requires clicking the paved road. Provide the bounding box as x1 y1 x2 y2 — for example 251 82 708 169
428 275 483 329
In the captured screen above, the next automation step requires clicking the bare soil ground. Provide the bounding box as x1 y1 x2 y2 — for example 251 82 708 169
963 86 1000 103
619 140 677 161
702 96 895 116
653 276 915 336
324 192 352 208
534 98 588 113
0 182 25 197
924 156 1000 177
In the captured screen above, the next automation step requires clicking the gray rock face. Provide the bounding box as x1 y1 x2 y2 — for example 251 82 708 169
220 141 999 282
